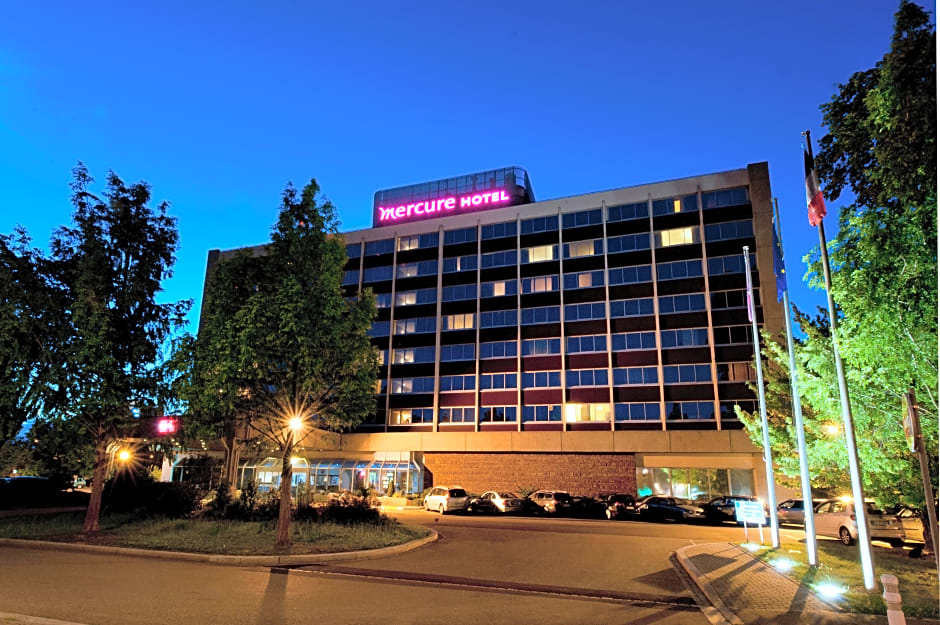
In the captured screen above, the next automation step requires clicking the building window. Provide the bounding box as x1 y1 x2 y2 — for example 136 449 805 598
521 244 558 264
565 403 610 422
481 221 517 240
481 279 517 298
439 374 475 391
391 377 435 394
711 289 754 310
442 313 475 331
390 408 434 424
363 266 393 282
396 288 436 306
665 401 715 420
393 346 435 364
607 232 650 254
521 370 562 388
365 239 394 256
440 344 475 361
708 253 756 276
660 328 710 349
564 270 605 290
611 331 656 351
659 293 706 314
345 243 362 258
656 226 700 248
608 201 649 223
713 325 753 345
562 209 602 228
652 194 697 216
442 284 476 302
657 259 703 281
523 405 562 421
480 373 517 389
610 297 654 318
439 407 475 423
564 301 606 322
701 187 749 210
635 466 752 500
397 260 437 279
716 362 755 382
368 321 390 337
375 293 392 308
615 403 660 421
522 338 561 356
342 270 359 286
520 215 558 235
398 233 439 252
705 220 754 242
609 265 652 285
613 367 658 385
481 250 517 269
443 254 477 273
521 305 561 325
377 349 387 366
566 334 606 354
480 406 517 422
480 340 517 359
662 364 712 384
394 317 436 335
480 309 517 328
444 227 476 245
566 368 608 387
563 239 603 259
720 400 757 419
522 275 559 293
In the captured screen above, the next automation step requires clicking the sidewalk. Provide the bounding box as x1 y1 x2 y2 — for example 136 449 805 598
676 542 939 625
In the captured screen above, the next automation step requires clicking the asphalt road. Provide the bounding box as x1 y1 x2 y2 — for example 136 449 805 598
0 512 808 625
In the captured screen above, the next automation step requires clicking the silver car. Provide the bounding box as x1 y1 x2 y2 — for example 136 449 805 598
776 498 826 525
424 486 469 514
470 491 526 514
813 498 905 547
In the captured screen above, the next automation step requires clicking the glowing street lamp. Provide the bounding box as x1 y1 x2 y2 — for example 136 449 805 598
117 449 131 462
824 423 841 436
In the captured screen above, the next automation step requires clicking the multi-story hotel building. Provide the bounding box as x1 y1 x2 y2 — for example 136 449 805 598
200 163 784 503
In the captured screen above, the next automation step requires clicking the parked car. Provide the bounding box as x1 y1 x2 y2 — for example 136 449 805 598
813 498 905 547
528 490 573 515
702 495 769 525
636 495 706 522
569 496 607 518
601 493 636 520
777 498 826 525
423 486 469 514
467 491 526 514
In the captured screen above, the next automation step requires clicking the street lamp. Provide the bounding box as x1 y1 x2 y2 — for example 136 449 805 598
288 416 303 432
118 449 131 462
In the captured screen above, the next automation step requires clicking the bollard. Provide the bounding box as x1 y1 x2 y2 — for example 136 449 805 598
881 574 906 625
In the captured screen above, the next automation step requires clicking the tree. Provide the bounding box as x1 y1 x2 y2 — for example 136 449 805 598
739 2 937 507
0 228 66 451
185 179 378 547
50 164 190 533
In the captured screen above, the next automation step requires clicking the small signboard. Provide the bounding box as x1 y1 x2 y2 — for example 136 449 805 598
734 500 766 525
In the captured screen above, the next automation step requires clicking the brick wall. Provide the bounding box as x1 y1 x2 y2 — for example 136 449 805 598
422 452 636 497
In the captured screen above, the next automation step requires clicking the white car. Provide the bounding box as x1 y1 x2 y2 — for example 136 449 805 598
813 498 905 547
468 491 526 514
423 486 469 514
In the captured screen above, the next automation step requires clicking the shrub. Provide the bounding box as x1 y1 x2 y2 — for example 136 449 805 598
205 479 232 518
150 482 200 519
317 498 382 525
103 471 200 519
0 476 62 509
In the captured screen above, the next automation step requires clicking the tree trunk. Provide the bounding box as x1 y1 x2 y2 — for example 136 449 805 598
82 438 108 534
221 434 243 488
275 447 293 547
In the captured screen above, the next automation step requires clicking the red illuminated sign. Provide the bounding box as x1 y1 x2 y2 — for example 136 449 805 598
156 418 178 435
376 189 511 224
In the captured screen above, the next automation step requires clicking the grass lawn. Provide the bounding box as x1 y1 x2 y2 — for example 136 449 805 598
755 539 939 619
0 512 430 556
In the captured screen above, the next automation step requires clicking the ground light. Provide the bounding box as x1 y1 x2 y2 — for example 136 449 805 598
815 583 846 600
770 558 794 572
741 543 761 552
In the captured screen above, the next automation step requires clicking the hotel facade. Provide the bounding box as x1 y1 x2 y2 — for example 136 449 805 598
199 163 784 503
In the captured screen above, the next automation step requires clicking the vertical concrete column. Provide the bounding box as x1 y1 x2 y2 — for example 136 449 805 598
474 223 482 432
385 237 399 432
432 227 444 432
647 195 666 431
601 202 615 431
515 214 523 432
556 207 568 429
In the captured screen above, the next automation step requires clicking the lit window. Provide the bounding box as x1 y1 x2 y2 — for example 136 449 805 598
493 281 506 296
523 244 557 263
398 235 419 252
657 226 699 248
443 313 474 331
396 291 417 306
566 240 596 258
564 403 610 422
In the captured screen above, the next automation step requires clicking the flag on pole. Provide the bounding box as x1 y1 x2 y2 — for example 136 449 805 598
804 141 827 226
772 225 787 302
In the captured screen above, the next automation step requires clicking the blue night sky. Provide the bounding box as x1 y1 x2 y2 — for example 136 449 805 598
0 1 926 333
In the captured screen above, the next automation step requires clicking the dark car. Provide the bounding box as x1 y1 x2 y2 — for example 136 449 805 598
528 490 573 515
636 495 705 522
568 496 607 518
601 493 636 520
702 495 769 524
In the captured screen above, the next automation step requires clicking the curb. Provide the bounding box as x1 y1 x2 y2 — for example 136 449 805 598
674 543 743 625
0 613 90 625
0 529 438 567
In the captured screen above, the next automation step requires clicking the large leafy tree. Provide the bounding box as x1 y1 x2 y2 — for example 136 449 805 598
185 179 377 547
740 2 936 508
0 228 67 450
50 164 190 533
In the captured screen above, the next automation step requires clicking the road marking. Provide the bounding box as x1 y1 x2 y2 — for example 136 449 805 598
689 539 697 545
277 565 701 611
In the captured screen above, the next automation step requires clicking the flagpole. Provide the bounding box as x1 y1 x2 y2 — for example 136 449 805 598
743 245 780 549
773 198 818 567
804 130 876 591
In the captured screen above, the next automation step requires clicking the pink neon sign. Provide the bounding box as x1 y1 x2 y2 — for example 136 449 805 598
157 418 178 434
376 189 511 223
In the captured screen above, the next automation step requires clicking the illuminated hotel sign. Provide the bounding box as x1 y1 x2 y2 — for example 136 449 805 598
376 189 512 224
